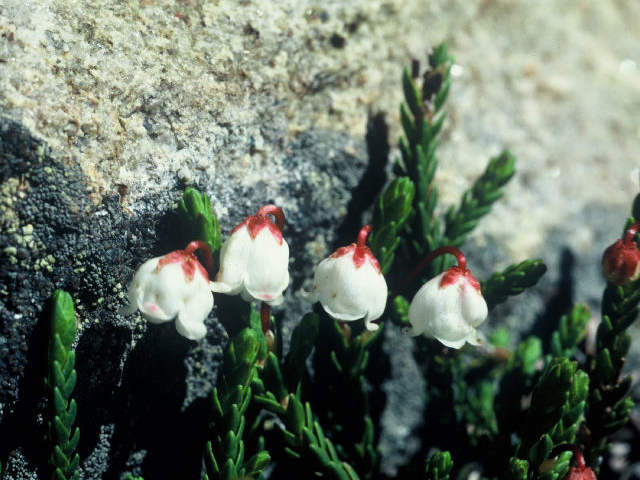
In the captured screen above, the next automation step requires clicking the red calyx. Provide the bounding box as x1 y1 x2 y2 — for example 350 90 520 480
565 465 596 480
329 225 381 273
602 236 640 286
157 250 209 282
157 240 213 282
231 204 285 244
439 266 481 292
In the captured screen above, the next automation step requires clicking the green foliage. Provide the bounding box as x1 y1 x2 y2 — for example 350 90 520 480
537 451 572 480
550 370 588 445
369 177 415 273
280 395 361 480
506 457 529 480
45 290 80 480
392 42 521 282
549 304 590 359
495 337 542 438
283 312 320 390
311 317 382 478
388 295 411 329
177 187 222 255
397 43 453 261
253 340 360 480
204 329 269 480
444 151 516 248
518 358 577 470
424 451 453 480
583 237 640 463
481 260 547 311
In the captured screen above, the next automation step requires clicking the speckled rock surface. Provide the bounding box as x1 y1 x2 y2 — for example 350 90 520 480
1 0 640 478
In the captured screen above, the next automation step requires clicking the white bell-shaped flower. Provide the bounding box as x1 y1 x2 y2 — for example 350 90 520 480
121 241 214 340
304 225 387 331
210 205 289 306
405 265 488 348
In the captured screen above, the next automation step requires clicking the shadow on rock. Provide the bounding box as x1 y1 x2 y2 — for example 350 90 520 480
102 322 208 479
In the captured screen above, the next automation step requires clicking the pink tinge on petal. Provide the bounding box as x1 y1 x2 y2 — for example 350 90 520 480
232 215 283 244
143 302 164 316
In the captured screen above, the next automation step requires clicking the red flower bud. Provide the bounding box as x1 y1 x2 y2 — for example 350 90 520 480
564 464 596 480
551 444 596 480
602 224 640 286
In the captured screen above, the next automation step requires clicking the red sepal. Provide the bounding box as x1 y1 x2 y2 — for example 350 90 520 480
157 250 209 282
232 214 283 244
439 266 481 292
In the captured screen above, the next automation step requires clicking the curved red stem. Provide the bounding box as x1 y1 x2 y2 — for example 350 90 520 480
257 204 285 232
184 240 214 272
357 225 372 248
391 246 467 300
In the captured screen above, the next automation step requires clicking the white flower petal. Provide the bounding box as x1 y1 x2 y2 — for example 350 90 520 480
407 270 488 349
364 318 380 331
122 251 215 339
214 223 290 304
175 317 207 340
210 280 238 294
309 249 387 324
140 302 173 323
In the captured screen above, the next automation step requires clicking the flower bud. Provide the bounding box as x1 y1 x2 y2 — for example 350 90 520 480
551 444 596 480
564 464 596 480
211 205 289 305
304 225 387 331
121 241 214 340
602 237 640 286
405 266 488 348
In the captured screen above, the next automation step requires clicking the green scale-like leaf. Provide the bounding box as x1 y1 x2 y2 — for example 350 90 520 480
518 358 576 470
45 291 80 480
394 43 453 264
444 151 515 248
482 259 547 310
584 228 640 463
506 457 529 480
205 328 268 480
551 370 589 445
424 451 453 480
370 177 416 274
550 304 590 359
177 187 222 255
